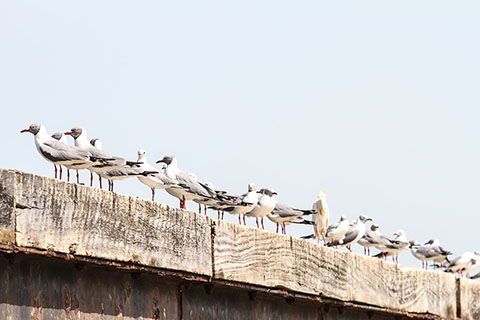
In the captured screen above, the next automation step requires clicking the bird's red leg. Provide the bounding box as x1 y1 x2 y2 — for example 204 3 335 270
67 169 70 181
111 181 114 192
204 205 207 214
151 188 155 201
54 165 57 179
243 215 246 225
256 218 259 229
76 170 79 183
182 196 186 209
98 174 102 189
90 172 93 186
198 204 201 214
261 217 265 229
276 223 279 233
283 224 286 234
59 166 63 180
238 215 241 224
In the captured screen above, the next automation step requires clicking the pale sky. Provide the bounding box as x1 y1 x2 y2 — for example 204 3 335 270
2 1 480 268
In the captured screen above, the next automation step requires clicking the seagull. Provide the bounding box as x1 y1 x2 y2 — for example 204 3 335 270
64 127 136 183
89 138 105 188
302 215 349 246
156 155 217 209
267 203 315 234
312 191 329 243
324 215 350 247
373 230 409 263
358 224 391 256
423 238 452 268
135 150 178 201
50 132 69 179
245 188 277 229
444 251 480 277
21 123 93 181
215 183 259 224
462 255 480 278
337 215 372 252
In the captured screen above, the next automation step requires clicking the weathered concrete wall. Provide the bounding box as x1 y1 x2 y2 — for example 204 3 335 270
1 169 479 319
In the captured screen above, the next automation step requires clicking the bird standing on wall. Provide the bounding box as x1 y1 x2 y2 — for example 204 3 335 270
156 155 217 209
216 183 259 224
245 188 277 229
136 150 178 201
337 215 372 252
50 132 69 179
21 123 94 181
267 203 315 234
312 191 329 244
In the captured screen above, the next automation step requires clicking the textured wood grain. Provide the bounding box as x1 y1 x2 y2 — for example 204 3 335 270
12 170 212 276
459 278 480 320
214 220 457 319
0 170 16 244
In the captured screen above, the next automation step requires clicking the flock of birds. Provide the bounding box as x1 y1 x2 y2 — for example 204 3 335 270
21 123 480 279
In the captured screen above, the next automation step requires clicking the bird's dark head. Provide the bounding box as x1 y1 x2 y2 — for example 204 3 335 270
156 155 174 165
64 127 83 139
20 123 42 135
359 215 372 223
51 132 64 140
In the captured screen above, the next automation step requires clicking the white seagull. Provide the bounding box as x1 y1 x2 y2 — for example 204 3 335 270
156 155 217 209
21 123 93 181
267 202 315 234
216 183 259 224
245 188 277 229
135 150 178 201
337 215 372 252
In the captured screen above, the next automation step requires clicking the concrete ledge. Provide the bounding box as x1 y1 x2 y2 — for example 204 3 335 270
1 169 479 319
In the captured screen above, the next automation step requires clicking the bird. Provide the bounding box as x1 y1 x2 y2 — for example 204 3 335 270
89 138 105 188
443 251 480 277
312 191 329 244
422 238 452 268
156 155 217 209
214 183 259 224
64 127 135 183
135 150 178 201
301 215 349 246
245 188 277 229
358 224 391 256
373 230 409 263
50 132 69 179
267 203 315 234
337 215 372 252
324 215 350 247
21 123 94 181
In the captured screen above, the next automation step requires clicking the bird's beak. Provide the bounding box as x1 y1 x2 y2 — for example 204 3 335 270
156 159 164 164
20 129 29 133
272 192 278 195
393 232 399 237
366 217 372 222
256 191 262 193
64 131 72 135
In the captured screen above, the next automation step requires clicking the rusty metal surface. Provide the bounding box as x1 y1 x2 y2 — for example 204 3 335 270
0 253 179 319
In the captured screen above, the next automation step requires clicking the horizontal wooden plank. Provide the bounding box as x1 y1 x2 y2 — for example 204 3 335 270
213 220 457 319
12 170 212 276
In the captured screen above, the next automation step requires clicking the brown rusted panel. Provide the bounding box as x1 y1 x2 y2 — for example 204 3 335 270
0 170 15 245
0 254 178 319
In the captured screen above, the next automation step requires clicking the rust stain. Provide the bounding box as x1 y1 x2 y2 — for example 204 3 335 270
63 287 71 317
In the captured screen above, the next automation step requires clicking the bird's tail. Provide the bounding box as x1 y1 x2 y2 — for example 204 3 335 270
300 234 315 240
